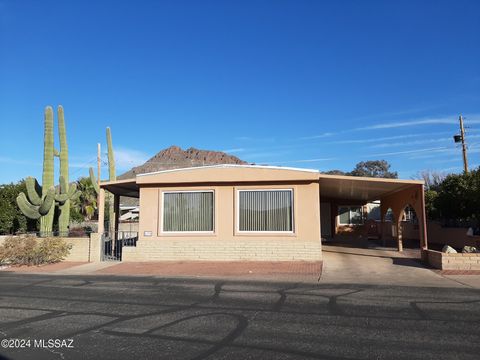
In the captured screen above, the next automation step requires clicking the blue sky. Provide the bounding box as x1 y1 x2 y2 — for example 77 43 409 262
1 0 479 184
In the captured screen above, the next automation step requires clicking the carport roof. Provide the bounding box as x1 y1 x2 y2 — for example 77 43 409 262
318 174 423 201
101 179 139 198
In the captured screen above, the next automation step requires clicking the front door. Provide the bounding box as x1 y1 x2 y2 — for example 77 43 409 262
320 202 332 239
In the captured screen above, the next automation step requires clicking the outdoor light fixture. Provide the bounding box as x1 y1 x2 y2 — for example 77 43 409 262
453 134 463 143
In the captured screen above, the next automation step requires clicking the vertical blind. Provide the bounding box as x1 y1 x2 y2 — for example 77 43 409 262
163 191 214 232
239 190 293 232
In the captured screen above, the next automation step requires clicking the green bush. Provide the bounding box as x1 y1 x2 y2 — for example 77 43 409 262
0 236 72 266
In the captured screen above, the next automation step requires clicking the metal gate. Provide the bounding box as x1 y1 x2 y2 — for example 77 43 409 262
102 231 138 261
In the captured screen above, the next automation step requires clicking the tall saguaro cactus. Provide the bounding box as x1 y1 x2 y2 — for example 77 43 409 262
39 106 56 235
55 106 80 234
106 127 116 234
17 105 80 236
89 127 117 234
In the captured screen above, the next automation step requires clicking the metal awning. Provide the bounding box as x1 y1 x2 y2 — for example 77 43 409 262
100 179 139 198
319 174 423 201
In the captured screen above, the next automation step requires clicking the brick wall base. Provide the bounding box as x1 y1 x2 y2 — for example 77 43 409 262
122 239 322 262
422 249 480 270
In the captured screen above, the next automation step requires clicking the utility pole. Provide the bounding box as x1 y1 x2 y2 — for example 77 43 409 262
459 115 469 174
97 143 101 187
453 115 469 173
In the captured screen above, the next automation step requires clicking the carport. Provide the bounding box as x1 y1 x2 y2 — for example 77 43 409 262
318 174 427 252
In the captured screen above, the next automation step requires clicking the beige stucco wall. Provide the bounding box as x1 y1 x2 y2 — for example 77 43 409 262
63 237 91 262
124 182 322 261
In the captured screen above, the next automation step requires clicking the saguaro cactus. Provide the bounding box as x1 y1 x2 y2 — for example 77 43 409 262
89 128 116 234
55 106 80 234
16 177 55 220
17 105 79 236
106 127 116 234
40 106 55 235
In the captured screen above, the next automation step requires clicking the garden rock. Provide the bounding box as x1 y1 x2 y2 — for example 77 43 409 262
442 245 457 253
462 246 478 253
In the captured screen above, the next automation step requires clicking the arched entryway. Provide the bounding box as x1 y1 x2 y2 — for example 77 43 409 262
396 204 421 251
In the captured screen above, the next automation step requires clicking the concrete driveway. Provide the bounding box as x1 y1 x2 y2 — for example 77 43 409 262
321 245 470 288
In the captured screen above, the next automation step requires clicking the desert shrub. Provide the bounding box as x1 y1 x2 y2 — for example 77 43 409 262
0 236 71 266
36 237 72 264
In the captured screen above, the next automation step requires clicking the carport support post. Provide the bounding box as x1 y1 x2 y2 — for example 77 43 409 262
420 185 428 250
114 194 120 241
98 188 105 234
396 216 403 252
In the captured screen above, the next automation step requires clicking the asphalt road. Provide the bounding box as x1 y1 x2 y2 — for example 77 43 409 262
0 273 479 360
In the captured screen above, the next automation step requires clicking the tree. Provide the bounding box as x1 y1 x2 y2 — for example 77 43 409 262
414 170 446 191
434 168 480 223
0 181 36 234
349 160 398 178
323 170 346 175
72 177 98 220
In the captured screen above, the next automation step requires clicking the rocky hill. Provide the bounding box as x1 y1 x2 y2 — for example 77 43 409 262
118 145 248 180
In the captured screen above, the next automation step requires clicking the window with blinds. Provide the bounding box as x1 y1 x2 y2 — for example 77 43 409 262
238 190 293 232
338 206 363 225
162 191 214 232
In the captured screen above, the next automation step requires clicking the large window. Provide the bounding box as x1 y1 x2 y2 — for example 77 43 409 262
338 206 363 225
238 189 293 232
162 191 214 233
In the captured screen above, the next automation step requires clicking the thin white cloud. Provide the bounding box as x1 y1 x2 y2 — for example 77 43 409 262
267 158 335 164
234 136 276 143
221 148 245 154
298 132 334 140
0 156 39 166
364 146 449 157
355 115 480 131
370 134 480 149
349 105 438 122
114 147 149 170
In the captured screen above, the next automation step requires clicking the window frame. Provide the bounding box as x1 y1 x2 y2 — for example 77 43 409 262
160 190 215 234
235 188 295 234
337 205 364 226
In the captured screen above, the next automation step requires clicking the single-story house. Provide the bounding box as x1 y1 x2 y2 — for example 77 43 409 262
97 165 427 261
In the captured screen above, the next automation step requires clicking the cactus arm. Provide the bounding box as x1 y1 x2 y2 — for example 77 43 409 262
55 178 78 203
16 193 41 219
39 186 55 215
55 193 69 203
89 167 100 194
71 190 81 202
67 183 78 197
59 175 67 193
25 177 43 206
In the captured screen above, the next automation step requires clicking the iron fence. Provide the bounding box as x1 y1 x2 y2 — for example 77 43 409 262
102 231 138 261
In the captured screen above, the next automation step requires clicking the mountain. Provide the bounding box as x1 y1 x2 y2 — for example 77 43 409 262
118 145 249 180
